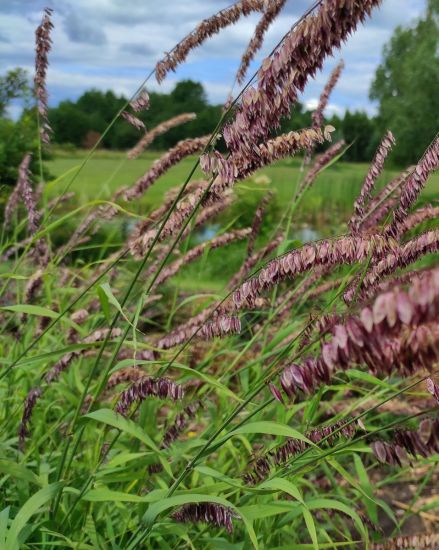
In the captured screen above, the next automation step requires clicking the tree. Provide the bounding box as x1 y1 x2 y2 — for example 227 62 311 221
48 82 223 151
370 0 439 164
0 69 46 190
49 101 90 146
341 111 379 162
170 80 207 112
0 68 31 117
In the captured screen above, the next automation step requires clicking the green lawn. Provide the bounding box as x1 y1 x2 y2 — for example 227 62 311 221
46 148 439 228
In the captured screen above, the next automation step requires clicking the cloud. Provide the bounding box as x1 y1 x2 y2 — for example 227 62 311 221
121 43 155 57
0 0 428 110
63 12 107 45
304 98 344 117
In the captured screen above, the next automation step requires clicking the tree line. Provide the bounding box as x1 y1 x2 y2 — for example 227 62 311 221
44 80 381 164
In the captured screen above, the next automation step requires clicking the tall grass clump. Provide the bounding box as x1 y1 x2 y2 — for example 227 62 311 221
0 1 438 548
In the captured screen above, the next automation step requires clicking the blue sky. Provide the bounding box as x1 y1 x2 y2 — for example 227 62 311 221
0 0 426 117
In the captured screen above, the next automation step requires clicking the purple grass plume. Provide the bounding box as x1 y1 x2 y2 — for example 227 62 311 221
115 376 184 416
172 502 239 533
34 7 54 145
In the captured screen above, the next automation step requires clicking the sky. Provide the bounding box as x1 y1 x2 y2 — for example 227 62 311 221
0 0 426 118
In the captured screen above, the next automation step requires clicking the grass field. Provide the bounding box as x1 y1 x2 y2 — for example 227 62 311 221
47 148 439 228
43 148 439 292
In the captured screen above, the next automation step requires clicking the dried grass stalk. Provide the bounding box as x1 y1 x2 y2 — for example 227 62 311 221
312 60 345 130
236 0 287 85
34 7 53 145
151 228 251 288
155 0 267 82
127 113 196 160
349 130 395 234
386 135 439 239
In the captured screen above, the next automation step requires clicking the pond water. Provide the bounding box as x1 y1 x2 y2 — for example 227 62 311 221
194 224 323 245
293 226 321 243
195 224 221 243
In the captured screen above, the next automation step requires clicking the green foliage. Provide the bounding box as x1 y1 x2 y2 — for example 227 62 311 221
0 111 49 189
0 68 31 117
340 111 380 162
370 0 439 163
0 67 51 200
45 80 397 165
48 80 224 150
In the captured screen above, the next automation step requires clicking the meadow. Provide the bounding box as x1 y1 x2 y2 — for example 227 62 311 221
48 149 439 218
1 1 438 549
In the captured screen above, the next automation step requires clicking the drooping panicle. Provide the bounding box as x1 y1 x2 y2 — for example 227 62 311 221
223 0 382 159
5 155 47 267
232 234 391 310
34 7 54 145
244 417 357 484
398 205 439 235
161 401 202 448
343 229 439 303
115 376 184 416
155 0 267 82
312 60 345 130
205 126 332 201
18 387 42 450
371 417 439 466
172 502 239 533
127 113 196 160
385 134 439 239
151 229 251 287
123 136 210 201
3 153 33 229
200 315 241 339
227 234 283 290
130 90 150 112
121 111 145 131
20 163 41 237
349 130 395 234
156 299 243 350
236 0 287 85
276 267 439 401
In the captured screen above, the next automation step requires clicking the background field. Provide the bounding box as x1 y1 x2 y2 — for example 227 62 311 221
48 149 439 222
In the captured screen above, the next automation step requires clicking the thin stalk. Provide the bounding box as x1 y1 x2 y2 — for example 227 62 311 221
127 271 356 547
275 369 439 479
46 70 155 218
51 157 204 515
0 248 129 381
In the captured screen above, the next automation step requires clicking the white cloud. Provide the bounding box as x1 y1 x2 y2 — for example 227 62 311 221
304 98 344 117
0 0 428 110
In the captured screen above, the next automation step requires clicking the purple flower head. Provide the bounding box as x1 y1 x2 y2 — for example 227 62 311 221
172 502 239 534
115 376 184 416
